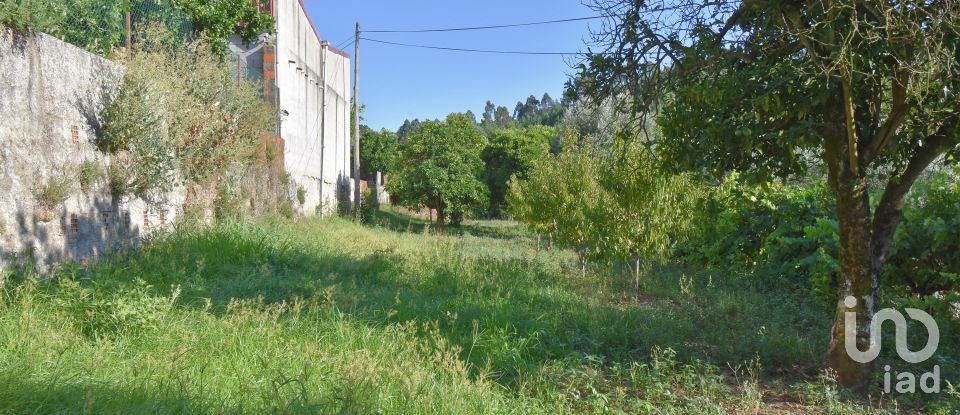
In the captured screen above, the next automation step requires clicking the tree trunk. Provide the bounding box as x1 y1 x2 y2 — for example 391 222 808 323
634 255 641 293
826 171 877 390
823 110 876 390
822 99 955 389
436 208 446 231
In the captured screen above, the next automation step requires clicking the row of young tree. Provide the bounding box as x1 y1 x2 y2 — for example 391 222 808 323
364 0 960 397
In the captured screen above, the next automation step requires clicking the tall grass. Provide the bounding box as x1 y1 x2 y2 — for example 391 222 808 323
0 217 941 413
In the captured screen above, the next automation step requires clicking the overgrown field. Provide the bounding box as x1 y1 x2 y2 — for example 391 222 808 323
0 214 953 414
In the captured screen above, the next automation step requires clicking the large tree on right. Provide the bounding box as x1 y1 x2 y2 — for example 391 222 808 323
576 0 959 389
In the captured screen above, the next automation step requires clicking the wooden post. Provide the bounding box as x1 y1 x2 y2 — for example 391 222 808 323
125 11 132 54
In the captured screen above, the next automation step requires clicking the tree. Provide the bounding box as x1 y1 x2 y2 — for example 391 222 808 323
465 110 478 125
541 93 556 110
494 106 513 127
482 126 554 216
513 101 526 121
359 126 398 178
396 118 421 143
578 0 960 388
508 130 700 281
388 113 489 228
507 132 607 274
523 95 541 119
482 101 496 126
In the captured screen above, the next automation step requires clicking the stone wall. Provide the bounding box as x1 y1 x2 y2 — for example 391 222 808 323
0 29 184 273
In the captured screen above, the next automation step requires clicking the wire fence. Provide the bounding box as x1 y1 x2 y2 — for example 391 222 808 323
0 0 192 55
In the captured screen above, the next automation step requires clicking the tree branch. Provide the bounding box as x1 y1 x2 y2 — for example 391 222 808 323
871 120 957 270
862 63 910 163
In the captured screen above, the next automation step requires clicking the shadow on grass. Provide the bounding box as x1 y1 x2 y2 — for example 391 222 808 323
366 208 529 241
0 377 211 414
8 219 834 400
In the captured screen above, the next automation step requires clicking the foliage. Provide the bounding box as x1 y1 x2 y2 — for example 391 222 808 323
388 113 489 227
78 160 102 192
102 26 275 199
295 186 306 206
679 175 840 304
0 215 927 413
578 0 960 386
169 0 273 51
0 0 272 56
0 0 126 55
482 126 553 217
507 131 606 267
359 126 398 177
598 138 701 275
885 168 960 296
680 167 960 307
35 173 73 209
508 131 700 276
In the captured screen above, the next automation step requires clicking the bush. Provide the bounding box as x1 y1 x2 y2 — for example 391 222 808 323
101 25 276 199
680 167 960 307
0 0 126 55
35 174 73 210
678 174 839 302
78 160 102 191
885 168 960 296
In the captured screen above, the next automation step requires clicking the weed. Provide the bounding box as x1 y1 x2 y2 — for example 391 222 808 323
107 161 129 199
296 186 306 206
78 160 101 191
34 173 72 221
0 217 944 413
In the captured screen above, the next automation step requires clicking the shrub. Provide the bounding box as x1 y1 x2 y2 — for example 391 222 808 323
78 160 101 191
35 174 73 209
101 25 276 199
359 187 378 223
107 160 129 199
296 186 306 206
0 0 126 55
885 168 960 296
678 175 839 302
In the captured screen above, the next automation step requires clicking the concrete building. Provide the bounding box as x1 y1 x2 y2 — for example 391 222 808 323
231 0 353 216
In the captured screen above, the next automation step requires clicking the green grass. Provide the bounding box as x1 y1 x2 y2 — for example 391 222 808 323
0 216 949 413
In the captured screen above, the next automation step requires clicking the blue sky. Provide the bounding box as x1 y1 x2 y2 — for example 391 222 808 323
304 0 598 131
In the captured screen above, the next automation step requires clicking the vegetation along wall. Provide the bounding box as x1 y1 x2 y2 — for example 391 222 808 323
0 29 184 273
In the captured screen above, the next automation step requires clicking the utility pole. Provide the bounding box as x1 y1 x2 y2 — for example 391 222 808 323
319 41 328 215
352 22 362 219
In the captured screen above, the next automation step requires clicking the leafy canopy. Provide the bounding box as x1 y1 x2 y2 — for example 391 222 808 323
482 126 554 216
359 126 399 177
388 113 489 227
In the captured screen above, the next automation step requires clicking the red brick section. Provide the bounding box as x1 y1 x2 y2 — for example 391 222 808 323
257 132 285 173
71 126 79 145
263 43 277 103
143 210 149 227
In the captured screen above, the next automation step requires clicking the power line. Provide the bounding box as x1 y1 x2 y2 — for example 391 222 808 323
360 37 591 55
362 16 602 33
333 34 353 49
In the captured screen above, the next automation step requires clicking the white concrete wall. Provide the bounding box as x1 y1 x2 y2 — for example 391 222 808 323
0 29 184 273
275 0 351 216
